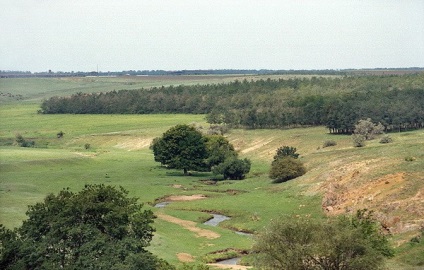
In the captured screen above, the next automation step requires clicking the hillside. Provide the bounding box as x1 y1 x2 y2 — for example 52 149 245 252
0 76 423 268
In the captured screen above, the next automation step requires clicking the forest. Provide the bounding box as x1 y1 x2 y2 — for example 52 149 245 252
40 74 424 134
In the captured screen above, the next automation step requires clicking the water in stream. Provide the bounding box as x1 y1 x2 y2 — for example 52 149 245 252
154 201 170 208
203 214 230 226
216 257 240 265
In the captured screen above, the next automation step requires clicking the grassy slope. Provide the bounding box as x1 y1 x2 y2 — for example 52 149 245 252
0 77 423 268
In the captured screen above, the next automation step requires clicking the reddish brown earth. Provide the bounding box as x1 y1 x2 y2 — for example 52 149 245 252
321 169 424 235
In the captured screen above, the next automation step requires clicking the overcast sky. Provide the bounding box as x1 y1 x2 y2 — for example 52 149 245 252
1 0 423 72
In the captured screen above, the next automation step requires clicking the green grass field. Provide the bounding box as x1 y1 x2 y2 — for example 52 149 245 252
1 76 423 268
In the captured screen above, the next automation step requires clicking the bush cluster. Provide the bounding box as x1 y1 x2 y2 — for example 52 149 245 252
269 146 306 183
15 134 35 147
323 140 337 148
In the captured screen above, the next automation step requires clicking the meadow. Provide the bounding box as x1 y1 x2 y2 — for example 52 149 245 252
1 76 423 268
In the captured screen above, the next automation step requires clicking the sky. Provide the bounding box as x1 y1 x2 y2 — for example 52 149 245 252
1 0 423 72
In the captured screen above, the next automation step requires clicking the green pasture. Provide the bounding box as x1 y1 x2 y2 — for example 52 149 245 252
1 77 423 268
0 75 313 103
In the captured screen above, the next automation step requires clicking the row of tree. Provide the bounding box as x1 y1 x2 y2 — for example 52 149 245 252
40 74 424 133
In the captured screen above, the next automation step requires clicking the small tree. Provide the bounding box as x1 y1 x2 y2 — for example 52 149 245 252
354 118 385 140
273 146 299 161
212 158 251 180
269 157 306 183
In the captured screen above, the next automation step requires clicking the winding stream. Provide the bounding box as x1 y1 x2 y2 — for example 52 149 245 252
154 201 249 266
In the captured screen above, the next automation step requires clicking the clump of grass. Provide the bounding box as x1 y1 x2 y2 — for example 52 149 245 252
323 140 337 148
405 156 416 162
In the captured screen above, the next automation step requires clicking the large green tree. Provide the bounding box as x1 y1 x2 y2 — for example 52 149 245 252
151 125 208 175
253 210 394 270
0 185 173 270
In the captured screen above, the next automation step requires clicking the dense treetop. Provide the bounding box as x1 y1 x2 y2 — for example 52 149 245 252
0 185 173 270
40 74 424 133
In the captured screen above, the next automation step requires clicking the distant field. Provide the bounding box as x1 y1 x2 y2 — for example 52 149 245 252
0 76 423 268
0 74 328 103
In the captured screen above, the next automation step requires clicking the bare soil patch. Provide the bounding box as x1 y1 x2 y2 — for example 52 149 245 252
166 194 207 201
207 263 252 270
177 253 195 263
156 213 220 239
239 138 274 154
321 170 424 234
114 138 153 151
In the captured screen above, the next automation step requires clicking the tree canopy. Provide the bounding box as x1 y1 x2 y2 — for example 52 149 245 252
253 210 394 270
0 184 173 270
40 74 424 133
152 125 250 179
204 135 237 169
151 125 208 175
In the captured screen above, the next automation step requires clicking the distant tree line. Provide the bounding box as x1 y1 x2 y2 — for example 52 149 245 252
1 69 345 78
40 74 424 133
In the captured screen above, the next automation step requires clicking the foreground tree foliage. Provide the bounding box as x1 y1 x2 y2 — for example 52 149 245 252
0 185 174 270
253 210 394 270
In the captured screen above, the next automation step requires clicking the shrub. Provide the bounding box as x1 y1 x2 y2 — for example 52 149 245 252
352 134 366 147
269 157 306 183
15 133 35 147
273 146 299 161
212 158 251 180
253 210 393 270
84 143 91 150
57 131 65 138
323 140 337 148
379 135 393 144
354 118 385 140
207 125 229 135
